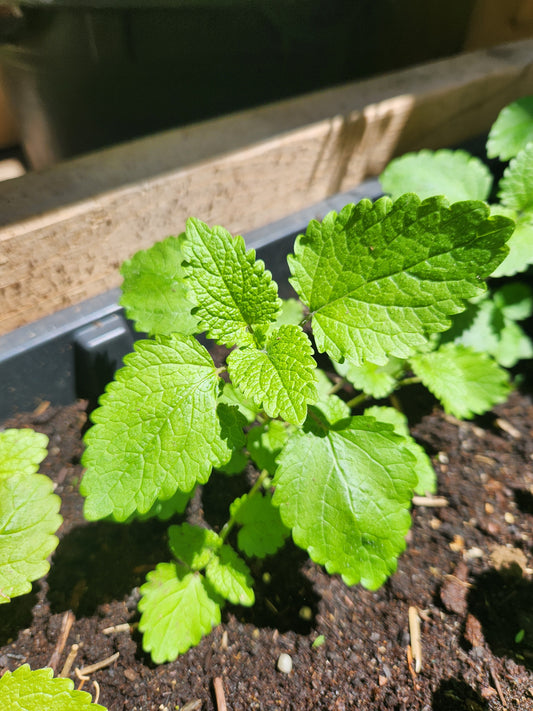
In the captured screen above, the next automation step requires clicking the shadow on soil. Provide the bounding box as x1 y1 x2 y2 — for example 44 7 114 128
432 678 487 710
467 568 533 671
0 588 38 646
513 487 533 515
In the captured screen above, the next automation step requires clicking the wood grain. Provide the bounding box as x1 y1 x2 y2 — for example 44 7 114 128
2 39 533 335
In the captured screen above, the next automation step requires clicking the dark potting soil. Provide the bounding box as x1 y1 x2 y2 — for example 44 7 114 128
1 387 533 711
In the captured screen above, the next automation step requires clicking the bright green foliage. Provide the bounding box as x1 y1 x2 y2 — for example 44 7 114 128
182 218 281 347
487 96 533 160
411 343 511 419
289 195 512 366
227 325 318 425
380 149 492 202
247 420 289 475
364 406 436 495
230 492 290 557
0 665 106 710
0 429 61 603
81 184 516 662
120 234 198 335
442 284 533 367
205 544 255 606
138 562 221 663
333 356 406 399
81 335 228 521
273 414 417 589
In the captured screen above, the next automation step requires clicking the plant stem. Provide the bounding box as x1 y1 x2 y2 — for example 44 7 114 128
219 469 269 544
345 392 370 409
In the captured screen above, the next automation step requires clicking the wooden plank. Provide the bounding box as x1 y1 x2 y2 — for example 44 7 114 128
2 38 533 336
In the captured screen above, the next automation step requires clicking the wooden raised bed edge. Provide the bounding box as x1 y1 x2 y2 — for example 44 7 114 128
1 38 533 337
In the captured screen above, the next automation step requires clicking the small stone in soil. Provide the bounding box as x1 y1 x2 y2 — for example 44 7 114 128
277 653 293 674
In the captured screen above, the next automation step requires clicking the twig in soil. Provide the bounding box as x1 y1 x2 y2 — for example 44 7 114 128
489 663 507 708
412 495 449 507
408 606 422 674
47 610 75 674
213 676 227 711
32 400 50 417
77 652 120 677
102 623 131 635
181 700 202 711
92 680 101 705
495 418 521 439
60 643 79 678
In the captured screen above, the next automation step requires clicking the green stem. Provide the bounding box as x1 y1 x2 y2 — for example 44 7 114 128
345 392 371 409
219 468 269 544
396 376 421 387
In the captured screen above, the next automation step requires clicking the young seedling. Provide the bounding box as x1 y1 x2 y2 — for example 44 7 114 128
81 192 514 663
380 96 533 367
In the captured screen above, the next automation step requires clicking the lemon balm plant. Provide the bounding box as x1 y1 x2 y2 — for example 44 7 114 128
80 193 514 664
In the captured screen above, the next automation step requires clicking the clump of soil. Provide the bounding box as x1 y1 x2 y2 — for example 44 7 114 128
1 389 533 710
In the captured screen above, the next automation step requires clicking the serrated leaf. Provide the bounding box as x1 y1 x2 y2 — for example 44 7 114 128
230 492 290 558
0 429 48 478
312 368 351 424
247 420 288 475
364 406 436 495
0 471 62 603
273 298 305 327
133 488 194 522
487 96 533 160
227 325 318 425
443 285 533 367
139 562 221 663
380 149 492 202
168 523 221 570
120 234 198 335
0 664 107 710
333 356 406 399
205 544 255 606
411 343 511 419
81 335 227 521
182 218 281 347
289 195 513 366
218 382 260 424
216 403 248 474
273 415 417 589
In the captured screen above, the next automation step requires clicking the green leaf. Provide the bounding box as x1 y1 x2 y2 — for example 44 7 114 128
411 343 511 419
215 403 248 474
380 149 492 202
138 562 221 663
491 144 533 277
218 382 260 424
182 217 281 347
205 544 255 606
230 492 290 558
133 488 194 522
168 523 221 571
227 325 318 426
289 196 513 366
0 429 48 478
487 96 533 160
0 664 107 710
273 415 417 589
120 234 198 336
81 335 227 521
442 285 533 367
247 420 289 475
333 356 406 399
312 368 350 424
272 298 305 327
364 406 436 495
0 471 61 603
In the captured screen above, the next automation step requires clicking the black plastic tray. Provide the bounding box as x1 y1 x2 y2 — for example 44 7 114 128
0 180 382 420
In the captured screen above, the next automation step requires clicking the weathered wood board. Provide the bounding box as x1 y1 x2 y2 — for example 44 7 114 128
2 38 533 336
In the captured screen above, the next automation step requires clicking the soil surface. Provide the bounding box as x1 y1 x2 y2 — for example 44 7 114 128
2 385 533 710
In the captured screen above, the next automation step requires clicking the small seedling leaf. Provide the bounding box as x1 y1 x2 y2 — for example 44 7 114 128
289 195 513 366
247 420 289 475
364 406 436 495
230 492 290 558
168 523 221 570
312 369 351 425
487 96 533 160
333 356 406 399
120 234 198 335
81 335 227 521
138 562 221 663
411 343 511 419
380 149 492 202
228 325 318 426
183 218 281 347
273 415 417 589
0 428 48 479
205 544 255 606
0 664 107 710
